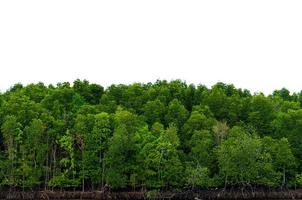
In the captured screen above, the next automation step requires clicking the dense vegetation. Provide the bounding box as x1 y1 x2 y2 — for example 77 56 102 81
1 79 302 191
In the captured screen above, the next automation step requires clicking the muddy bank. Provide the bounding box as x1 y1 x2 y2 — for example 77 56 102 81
1 189 302 199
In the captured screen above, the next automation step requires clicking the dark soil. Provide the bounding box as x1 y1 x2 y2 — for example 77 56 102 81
1 188 302 199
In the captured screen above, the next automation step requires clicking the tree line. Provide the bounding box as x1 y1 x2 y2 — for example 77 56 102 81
0 79 302 191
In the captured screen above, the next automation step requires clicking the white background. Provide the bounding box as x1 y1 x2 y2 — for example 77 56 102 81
0 1 302 94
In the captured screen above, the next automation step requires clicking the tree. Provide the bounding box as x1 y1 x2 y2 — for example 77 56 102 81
22 119 47 187
99 94 117 113
203 86 229 121
73 79 104 105
272 109 302 171
1 92 42 127
185 166 211 188
1 116 23 186
106 124 130 188
165 99 189 129
142 99 165 126
212 121 229 145
1 80 302 190
91 112 112 187
106 109 144 188
140 125 183 188
181 111 215 153
22 83 48 103
49 129 79 188
273 88 292 101
189 130 214 168
262 136 295 187
247 94 275 135
216 126 262 187
73 113 94 191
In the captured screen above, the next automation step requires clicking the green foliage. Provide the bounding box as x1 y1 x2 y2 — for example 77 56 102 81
73 79 104 105
185 166 211 188
189 130 215 168
248 95 275 135
296 173 302 186
0 80 301 190
143 99 165 126
216 126 281 187
137 125 182 188
106 125 129 188
165 99 189 129
49 173 80 188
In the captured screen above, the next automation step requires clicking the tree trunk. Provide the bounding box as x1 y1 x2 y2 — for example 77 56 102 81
224 174 228 190
283 166 286 187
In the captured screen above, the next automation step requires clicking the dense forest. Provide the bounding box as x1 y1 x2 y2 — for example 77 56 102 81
1 79 302 192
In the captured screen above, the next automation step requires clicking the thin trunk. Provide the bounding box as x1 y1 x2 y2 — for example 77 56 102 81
102 159 105 187
99 150 104 188
82 178 85 192
82 147 85 192
283 166 286 187
51 144 57 192
22 151 25 192
45 136 49 190
224 174 228 190
53 145 57 177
